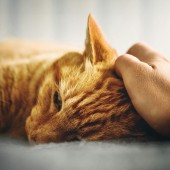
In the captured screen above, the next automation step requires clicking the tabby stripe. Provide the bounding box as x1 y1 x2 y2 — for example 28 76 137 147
80 108 113 119
110 104 131 122
71 92 121 119
73 91 113 111
63 91 79 103
28 62 46 105
5 68 14 112
69 77 111 109
110 113 121 122
71 103 114 120
80 119 107 129
115 97 129 107
94 81 103 90
70 110 82 118
86 95 118 109
117 88 127 94
81 129 101 138
72 94 112 115
63 129 77 137
71 91 93 109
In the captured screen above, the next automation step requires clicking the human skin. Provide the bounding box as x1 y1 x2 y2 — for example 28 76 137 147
115 43 170 138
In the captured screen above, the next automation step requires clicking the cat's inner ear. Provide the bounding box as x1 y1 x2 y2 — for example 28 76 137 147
84 15 117 65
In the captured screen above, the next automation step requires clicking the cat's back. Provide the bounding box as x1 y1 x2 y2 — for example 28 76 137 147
0 39 82 63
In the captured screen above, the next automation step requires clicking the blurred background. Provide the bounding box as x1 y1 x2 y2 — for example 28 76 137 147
0 0 170 55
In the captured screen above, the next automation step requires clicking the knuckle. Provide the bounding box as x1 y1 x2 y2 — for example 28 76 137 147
133 42 146 48
128 42 147 53
133 42 147 49
116 54 130 63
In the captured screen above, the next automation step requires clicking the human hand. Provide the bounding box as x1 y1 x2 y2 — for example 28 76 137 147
115 43 170 137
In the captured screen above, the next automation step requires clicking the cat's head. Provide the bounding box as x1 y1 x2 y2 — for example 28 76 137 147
27 15 153 143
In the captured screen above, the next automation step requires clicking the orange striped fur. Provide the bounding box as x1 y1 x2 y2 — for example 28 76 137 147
0 15 157 143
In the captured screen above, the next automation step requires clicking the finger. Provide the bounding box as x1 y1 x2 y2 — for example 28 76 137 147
127 42 159 63
114 54 151 79
114 54 153 109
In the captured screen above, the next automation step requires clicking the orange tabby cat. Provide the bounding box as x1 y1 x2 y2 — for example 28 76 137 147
0 15 157 143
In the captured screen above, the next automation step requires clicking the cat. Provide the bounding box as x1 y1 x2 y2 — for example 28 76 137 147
0 15 158 143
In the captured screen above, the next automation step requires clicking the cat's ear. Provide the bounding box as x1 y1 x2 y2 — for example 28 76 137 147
84 15 117 65
52 61 61 84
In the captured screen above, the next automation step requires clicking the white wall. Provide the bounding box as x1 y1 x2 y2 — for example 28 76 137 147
0 0 170 56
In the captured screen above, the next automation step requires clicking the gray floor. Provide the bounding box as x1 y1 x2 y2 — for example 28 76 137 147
0 137 170 170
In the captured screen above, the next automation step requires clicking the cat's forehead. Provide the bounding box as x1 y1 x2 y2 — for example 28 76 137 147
60 63 101 97
59 63 120 106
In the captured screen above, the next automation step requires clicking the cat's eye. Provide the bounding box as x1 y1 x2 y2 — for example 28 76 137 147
53 91 62 111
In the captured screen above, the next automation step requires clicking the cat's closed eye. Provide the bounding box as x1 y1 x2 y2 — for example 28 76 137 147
53 91 62 111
